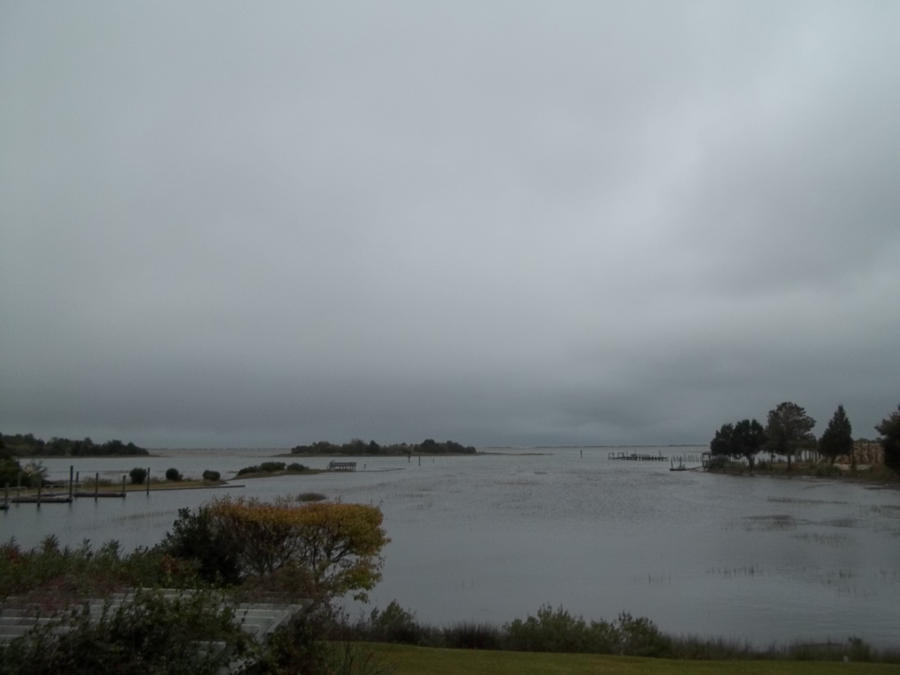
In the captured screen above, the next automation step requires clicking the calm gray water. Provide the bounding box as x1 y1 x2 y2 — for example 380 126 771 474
3 447 899 648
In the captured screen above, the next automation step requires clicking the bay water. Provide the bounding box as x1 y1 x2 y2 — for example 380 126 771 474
3 446 898 648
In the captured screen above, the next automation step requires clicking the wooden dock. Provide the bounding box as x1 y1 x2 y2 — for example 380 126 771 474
607 451 667 462
73 491 126 498
10 495 72 504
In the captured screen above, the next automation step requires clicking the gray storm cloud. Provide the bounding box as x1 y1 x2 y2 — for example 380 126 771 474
2 1 898 447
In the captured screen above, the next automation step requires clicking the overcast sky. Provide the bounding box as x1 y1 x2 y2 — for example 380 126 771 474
2 1 899 448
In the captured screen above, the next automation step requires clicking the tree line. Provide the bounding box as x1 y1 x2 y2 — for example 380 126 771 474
710 402 900 472
291 438 477 456
0 432 148 457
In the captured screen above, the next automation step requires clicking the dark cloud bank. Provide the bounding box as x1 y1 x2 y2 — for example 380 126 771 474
2 2 899 447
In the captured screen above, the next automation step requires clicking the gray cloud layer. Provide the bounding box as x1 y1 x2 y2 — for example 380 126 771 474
2 1 899 447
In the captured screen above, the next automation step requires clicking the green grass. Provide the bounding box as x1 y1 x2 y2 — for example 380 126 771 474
364 643 900 674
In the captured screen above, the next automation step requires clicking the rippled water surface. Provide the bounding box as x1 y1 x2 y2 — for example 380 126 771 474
3 447 899 647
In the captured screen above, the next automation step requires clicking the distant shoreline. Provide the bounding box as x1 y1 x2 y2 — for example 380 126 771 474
281 451 481 458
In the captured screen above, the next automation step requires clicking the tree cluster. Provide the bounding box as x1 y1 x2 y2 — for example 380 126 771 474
0 433 147 457
709 419 767 471
711 401 900 474
291 438 477 456
710 401 817 471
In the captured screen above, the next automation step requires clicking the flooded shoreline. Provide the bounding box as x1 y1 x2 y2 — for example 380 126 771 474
3 446 898 648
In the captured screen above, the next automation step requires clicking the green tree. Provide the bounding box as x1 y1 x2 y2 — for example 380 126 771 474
731 419 766 472
765 401 815 470
875 403 900 472
819 404 853 466
709 423 734 457
0 456 20 487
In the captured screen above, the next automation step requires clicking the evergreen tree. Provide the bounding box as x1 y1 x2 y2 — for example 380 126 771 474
765 401 815 470
819 404 853 466
710 423 734 457
732 419 767 472
875 404 900 472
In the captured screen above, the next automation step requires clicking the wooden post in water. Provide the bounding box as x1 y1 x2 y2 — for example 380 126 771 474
418 455 421 466
69 466 74 500
16 471 21 498
145 468 150 495
94 472 99 501
37 481 42 506
121 474 126 496
76 470 80 487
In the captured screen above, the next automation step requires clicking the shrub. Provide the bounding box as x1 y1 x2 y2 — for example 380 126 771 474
165 467 182 481
5 460 48 488
161 506 242 585
0 588 252 674
297 492 326 502
506 605 597 653
255 605 331 674
202 470 221 482
368 601 423 644
504 606 664 656
0 537 193 601
128 467 147 485
443 622 503 650
236 462 286 476
287 462 308 472
162 498 388 605
615 612 671 657
813 463 842 477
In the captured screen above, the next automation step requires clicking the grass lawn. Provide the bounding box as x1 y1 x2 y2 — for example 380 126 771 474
364 643 900 674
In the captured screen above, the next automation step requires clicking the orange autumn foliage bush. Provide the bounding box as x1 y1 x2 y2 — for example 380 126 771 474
166 497 388 604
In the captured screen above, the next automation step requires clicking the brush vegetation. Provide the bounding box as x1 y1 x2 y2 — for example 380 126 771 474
234 461 321 478
340 601 899 665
